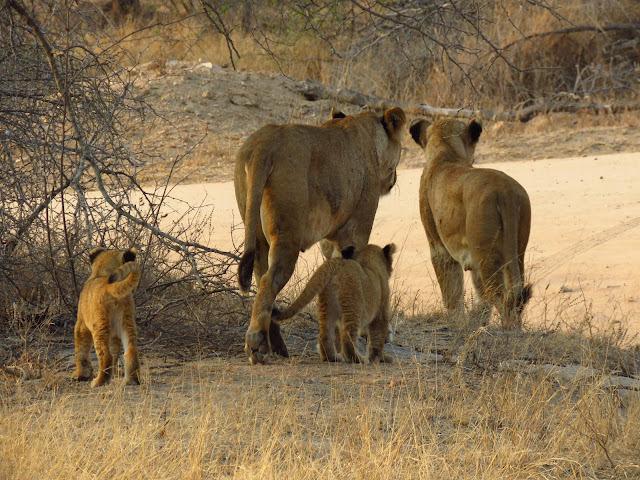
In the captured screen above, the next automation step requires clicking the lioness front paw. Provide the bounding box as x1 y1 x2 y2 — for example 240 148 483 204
124 374 141 386
245 328 269 365
72 372 92 382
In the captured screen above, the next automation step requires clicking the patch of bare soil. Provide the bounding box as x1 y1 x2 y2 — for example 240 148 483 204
126 61 640 184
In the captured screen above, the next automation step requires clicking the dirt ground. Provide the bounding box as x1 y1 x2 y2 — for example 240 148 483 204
127 61 640 185
126 61 640 335
121 60 640 360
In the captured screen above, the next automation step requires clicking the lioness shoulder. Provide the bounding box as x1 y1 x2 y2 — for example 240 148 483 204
73 247 142 387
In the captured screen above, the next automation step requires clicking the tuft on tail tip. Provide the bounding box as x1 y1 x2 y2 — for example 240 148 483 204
518 283 533 310
238 249 256 293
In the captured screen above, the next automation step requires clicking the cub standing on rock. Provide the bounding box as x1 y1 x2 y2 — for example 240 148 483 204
234 107 406 365
273 244 396 364
410 117 532 329
73 247 142 387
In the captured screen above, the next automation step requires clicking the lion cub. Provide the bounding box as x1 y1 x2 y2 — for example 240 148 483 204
73 247 141 387
273 244 396 363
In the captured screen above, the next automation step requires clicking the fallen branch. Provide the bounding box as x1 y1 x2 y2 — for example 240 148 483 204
501 24 640 51
294 79 640 122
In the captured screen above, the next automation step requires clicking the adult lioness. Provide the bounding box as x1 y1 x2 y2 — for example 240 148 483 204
235 107 406 364
410 117 531 329
73 247 141 387
273 244 396 364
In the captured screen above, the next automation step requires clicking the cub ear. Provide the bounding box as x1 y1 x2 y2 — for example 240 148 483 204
383 243 397 265
409 118 430 148
89 247 106 264
331 107 346 119
466 118 483 144
383 107 406 137
341 245 355 260
123 247 137 263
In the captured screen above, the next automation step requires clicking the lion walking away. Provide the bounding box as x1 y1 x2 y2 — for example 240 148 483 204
410 117 532 329
235 107 406 364
73 247 142 387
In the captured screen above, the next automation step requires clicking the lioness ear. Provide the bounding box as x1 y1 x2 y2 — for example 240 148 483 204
409 118 430 148
383 243 396 264
466 118 483 144
331 107 346 119
89 247 106 264
383 107 406 137
123 247 137 263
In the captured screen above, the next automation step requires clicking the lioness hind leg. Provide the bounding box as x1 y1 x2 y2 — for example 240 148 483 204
73 316 93 381
476 259 512 329
254 233 289 355
245 241 298 364
431 252 464 312
470 270 492 326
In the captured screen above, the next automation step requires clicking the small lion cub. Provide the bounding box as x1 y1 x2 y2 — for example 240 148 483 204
73 247 142 387
273 243 396 364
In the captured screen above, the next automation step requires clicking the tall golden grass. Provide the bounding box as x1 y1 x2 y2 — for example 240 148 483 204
1 350 639 479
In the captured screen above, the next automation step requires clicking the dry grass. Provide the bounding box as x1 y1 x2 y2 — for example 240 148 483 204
100 0 639 109
1 345 639 479
2 274 638 480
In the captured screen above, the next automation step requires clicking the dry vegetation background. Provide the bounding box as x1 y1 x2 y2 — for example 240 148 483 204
1 1 639 478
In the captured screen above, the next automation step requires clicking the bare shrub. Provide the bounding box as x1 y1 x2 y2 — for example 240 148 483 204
0 1 242 363
163 1 640 110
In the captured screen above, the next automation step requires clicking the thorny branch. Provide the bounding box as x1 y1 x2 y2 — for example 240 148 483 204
1 1 241 327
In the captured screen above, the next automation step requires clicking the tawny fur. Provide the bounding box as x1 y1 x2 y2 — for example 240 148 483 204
410 117 532 329
273 244 396 364
235 107 406 364
73 247 142 387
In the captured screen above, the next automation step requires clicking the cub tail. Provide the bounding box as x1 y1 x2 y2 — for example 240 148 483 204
272 259 344 321
107 261 141 299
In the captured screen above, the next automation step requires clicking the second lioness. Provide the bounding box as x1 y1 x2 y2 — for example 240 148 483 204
273 244 396 363
410 117 531 329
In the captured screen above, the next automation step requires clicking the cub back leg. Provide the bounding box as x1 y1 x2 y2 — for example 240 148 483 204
317 288 343 362
73 315 93 381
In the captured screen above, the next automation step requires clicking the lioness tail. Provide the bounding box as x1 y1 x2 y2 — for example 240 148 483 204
107 262 141 299
496 194 529 310
238 150 274 293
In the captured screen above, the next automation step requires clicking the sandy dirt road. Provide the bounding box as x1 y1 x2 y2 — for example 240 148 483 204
163 152 640 335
